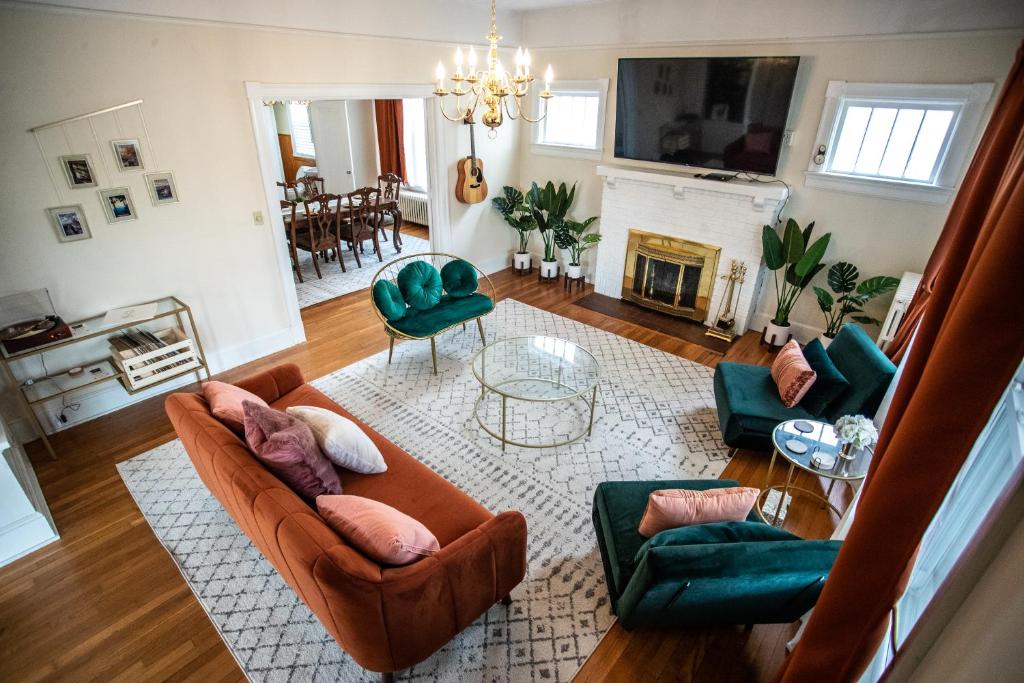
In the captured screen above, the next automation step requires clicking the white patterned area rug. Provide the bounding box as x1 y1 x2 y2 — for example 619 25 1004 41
117 299 731 682
294 233 430 309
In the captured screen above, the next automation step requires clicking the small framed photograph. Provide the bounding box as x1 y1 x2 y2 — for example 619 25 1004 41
59 154 98 188
47 204 92 242
111 138 144 170
144 171 179 205
98 187 138 223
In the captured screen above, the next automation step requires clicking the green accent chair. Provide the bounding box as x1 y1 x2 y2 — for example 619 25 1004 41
593 479 841 629
714 323 897 451
370 253 496 375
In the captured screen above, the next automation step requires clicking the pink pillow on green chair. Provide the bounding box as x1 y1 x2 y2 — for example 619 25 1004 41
638 487 760 537
203 380 268 433
316 495 440 565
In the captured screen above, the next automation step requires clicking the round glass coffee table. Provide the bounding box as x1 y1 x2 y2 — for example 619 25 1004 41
757 419 871 529
471 336 600 450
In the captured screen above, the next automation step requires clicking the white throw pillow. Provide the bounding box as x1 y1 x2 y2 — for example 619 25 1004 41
285 406 387 474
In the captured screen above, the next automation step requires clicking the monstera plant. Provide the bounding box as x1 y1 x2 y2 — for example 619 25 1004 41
492 185 537 270
553 216 601 279
814 262 900 339
761 218 831 344
527 180 576 278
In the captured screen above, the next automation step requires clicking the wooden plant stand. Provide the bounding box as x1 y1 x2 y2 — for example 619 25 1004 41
563 273 586 292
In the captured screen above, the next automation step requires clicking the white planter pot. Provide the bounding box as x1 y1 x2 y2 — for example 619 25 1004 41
513 252 531 270
818 333 835 348
539 260 559 279
565 263 583 279
762 320 792 347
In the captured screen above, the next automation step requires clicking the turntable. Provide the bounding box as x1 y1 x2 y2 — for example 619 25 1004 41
0 315 72 354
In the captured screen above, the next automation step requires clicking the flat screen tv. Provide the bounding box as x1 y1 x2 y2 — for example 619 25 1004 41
614 56 800 175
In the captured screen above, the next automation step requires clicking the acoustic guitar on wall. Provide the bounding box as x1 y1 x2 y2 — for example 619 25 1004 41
455 119 488 204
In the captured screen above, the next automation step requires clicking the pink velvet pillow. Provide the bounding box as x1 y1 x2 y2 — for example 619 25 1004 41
770 340 817 408
203 381 268 433
242 401 341 499
316 495 440 566
638 487 760 537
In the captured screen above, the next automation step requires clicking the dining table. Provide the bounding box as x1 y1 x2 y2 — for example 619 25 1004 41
281 194 404 253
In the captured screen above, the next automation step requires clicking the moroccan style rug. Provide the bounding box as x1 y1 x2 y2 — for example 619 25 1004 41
118 299 731 681
294 233 430 309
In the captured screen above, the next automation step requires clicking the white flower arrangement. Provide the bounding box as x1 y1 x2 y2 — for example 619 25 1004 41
834 414 878 450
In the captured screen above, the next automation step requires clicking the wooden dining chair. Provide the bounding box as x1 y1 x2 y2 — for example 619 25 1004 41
375 173 403 246
299 193 344 277
281 199 306 283
340 187 383 268
277 180 302 203
298 174 326 199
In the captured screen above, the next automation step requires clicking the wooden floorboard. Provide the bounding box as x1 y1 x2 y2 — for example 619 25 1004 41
0 226 841 681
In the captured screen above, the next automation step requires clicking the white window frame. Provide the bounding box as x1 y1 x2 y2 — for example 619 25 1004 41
805 81 993 204
287 102 316 158
531 79 609 160
401 98 429 193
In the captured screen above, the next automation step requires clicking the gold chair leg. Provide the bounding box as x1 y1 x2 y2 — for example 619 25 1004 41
388 336 394 364
430 336 437 375
476 317 486 346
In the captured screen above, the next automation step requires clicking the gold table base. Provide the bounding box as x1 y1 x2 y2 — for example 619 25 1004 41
756 447 849 528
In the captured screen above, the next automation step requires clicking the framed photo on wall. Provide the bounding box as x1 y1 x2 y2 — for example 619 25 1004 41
47 205 92 242
98 187 138 223
144 171 179 205
111 138 144 170
59 154 98 188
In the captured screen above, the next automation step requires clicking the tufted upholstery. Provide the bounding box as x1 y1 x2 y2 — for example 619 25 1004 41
396 261 443 311
166 364 528 677
371 279 406 322
440 259 479 298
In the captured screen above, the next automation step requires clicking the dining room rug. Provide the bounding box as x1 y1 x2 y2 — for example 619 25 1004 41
294 233 430 309
117 298 732 682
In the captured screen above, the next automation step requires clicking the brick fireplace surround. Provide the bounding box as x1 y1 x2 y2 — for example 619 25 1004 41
593 165 789 335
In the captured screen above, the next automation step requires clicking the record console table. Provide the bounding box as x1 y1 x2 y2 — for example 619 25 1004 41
0 296 210 459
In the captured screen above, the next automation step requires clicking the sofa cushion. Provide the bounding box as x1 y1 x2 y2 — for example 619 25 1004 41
286 405 387 474
397 261 443 311
242 401 341 499
317 494 440 565
592 479 757 600
714 361 815 450
440 259 479 298
203 380 268 433
770 340 817 408
800 338 850 416
372 280 407 322
825 324 897 420
390 293 494 338
271 383 492 546
638 487 760 537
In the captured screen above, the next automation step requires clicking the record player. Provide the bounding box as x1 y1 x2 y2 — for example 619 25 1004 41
0 315 72 354
0 288 73 355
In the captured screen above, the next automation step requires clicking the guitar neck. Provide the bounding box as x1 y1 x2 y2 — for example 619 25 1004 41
468 122 477 170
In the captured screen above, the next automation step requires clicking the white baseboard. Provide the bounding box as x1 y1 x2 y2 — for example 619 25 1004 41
0 512 58 567
204 325 304 374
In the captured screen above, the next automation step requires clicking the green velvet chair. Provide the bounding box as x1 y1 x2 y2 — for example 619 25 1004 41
593 479 841 629
714 324 897 451
370 253 496 374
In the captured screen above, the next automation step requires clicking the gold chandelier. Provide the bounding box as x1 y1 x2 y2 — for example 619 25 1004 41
433 0 554 136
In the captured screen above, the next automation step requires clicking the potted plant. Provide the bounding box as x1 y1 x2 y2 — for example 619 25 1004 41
492 185 537 271
527 180 576 280
813 262 900 346
553 216 601 279
761 218 831 346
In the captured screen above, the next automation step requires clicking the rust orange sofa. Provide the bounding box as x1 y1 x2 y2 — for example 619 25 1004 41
165 363 528 681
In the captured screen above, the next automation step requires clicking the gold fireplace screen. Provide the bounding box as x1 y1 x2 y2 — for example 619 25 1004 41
621 229 721 322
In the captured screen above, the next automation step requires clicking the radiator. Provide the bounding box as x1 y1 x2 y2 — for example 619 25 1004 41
398 191 430 227
878 271 923 350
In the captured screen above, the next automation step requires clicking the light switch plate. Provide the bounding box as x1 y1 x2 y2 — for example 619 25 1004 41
252 210 265 225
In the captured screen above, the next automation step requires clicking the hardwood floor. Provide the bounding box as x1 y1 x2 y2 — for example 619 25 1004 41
0 231 848 681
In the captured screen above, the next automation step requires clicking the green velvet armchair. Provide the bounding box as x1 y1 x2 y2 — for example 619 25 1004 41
370 253 496 375
714 324 897 451
593 479 841 629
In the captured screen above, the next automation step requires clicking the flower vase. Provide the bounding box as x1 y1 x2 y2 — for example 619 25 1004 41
839 442 857 460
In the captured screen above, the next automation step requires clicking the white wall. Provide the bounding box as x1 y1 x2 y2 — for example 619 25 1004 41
518 31 1022 337
0 6 520 437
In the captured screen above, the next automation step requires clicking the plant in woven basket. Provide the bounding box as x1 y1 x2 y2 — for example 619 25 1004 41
814 262 900 338
491 185 537 254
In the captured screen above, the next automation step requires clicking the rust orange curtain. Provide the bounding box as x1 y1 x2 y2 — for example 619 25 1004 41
374 99 406 182
777 43 1024 682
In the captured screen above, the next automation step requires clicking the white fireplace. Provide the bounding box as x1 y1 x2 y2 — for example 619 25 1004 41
593 165 788 335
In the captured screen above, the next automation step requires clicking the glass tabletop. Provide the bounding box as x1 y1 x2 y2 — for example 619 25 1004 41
771 419 871 481
471 336 600 401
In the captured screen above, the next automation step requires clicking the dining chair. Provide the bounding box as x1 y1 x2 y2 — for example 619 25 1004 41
340 187 383 268
281 199 306 283
299 193 344 277
298 174 326 199
375 173 404 247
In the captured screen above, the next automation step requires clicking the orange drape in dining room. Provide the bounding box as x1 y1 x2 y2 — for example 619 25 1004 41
374 99 406 182
776 42 1024 682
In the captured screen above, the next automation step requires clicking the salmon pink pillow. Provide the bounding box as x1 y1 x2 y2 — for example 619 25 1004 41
242 401 341 499
638 487 760 537
770 340 817 408
203 381 268 433
316 495 439 566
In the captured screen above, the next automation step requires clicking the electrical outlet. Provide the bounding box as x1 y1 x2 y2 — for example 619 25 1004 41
252 210 265 226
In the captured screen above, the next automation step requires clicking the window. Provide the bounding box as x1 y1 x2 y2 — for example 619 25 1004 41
401 98 429 192
806 81 993 203
287 102 316 158
533 79 608 159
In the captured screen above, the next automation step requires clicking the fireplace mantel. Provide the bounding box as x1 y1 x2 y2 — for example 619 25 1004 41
593 164 789 335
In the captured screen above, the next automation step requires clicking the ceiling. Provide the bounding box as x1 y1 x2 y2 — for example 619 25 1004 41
466 0 611 9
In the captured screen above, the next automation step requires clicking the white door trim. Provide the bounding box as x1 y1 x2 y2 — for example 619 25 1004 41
243 81 450 342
